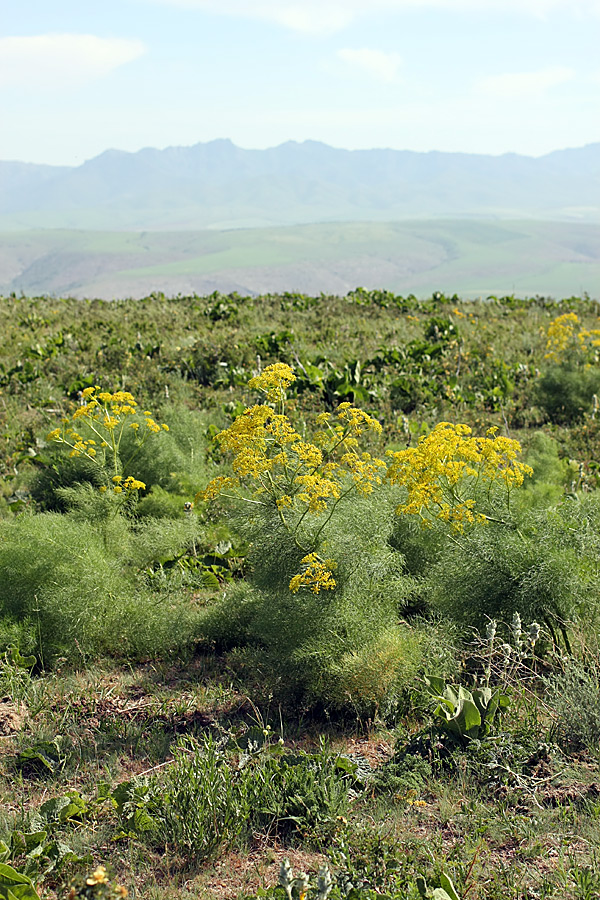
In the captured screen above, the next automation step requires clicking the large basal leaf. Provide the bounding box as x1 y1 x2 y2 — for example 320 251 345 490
0 863 41 900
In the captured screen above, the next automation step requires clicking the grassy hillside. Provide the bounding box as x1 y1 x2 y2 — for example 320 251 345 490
1 219 599 299
2 290 600 899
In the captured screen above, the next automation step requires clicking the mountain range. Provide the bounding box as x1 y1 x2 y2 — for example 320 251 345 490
1 140 600 230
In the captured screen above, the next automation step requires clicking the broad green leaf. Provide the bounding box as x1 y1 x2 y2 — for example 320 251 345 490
39 791 87 824
0 863 41 900
6 647 36 669
439 873 461 900
424 675 446 696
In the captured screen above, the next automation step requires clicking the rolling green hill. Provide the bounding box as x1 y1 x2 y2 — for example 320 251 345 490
1 219 599 299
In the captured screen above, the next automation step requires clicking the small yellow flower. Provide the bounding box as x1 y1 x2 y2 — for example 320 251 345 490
122 476 146 491
289 553 336 594
86 866 109 886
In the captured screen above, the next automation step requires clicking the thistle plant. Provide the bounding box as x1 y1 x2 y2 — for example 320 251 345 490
47 385 169 495
278 859 334 900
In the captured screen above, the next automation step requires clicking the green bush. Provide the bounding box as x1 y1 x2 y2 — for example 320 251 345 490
425 496 600 637
29 454 108 512
204 492 423 715
127 734 354 864
536 363 600 424
150 735 242 861
0 506 203 665
546 653 600 753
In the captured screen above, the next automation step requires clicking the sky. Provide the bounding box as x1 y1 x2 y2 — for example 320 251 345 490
2 0 600 166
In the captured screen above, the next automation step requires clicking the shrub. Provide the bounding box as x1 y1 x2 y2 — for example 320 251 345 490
0 507 203 666
537 364 600 425
150 735 242 861
426 496 600 637
127 734 354 865
546 652 600 753
209 490 421 714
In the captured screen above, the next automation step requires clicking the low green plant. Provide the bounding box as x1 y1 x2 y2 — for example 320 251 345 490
425 495 600 639
148 734 242 861
252 858 462 900
424 675 509 743
113 733 358 866
0 508 204 665
238 737 353 841
1 790 92 882
546 652 600 754
0 863 41 900
0 646 36 704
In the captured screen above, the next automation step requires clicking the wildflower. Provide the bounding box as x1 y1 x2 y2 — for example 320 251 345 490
486 620 497 643
528 622 541 647
386 422 531 530
544 312 579 361
198 475 240 502
87 866 109 885
289 553 336 594
122 476 146 491
249 362 296 403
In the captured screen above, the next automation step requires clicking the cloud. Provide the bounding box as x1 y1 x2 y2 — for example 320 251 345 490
0 34 146 89
477 66 575 98
147 0 600 34
337 48 402 83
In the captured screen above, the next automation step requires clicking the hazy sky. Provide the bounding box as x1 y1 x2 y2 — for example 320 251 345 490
3 0 600 165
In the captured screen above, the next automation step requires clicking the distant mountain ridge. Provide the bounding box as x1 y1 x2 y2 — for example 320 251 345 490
1 140 600 230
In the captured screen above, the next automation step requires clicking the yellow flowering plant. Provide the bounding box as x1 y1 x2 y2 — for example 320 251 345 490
545 312 600 363
199 363 387 593
387 422 532 531
67 864 128 899
200 363 533 591
47 385 169 495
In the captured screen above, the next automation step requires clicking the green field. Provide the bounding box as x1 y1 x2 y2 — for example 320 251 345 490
2 219 599 299
2 290 600 899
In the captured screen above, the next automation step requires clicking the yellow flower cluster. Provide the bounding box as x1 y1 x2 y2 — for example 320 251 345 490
200 365 389 590
67 865 128 899
47 384 167 494
111 475 146 494
544 313 580 361
545 312 600 362
387 422 532 531
289 553 337 594
201 362 533 588
578 327 600 350
248 362 296 403
87 866 110 886
200 397 386 515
